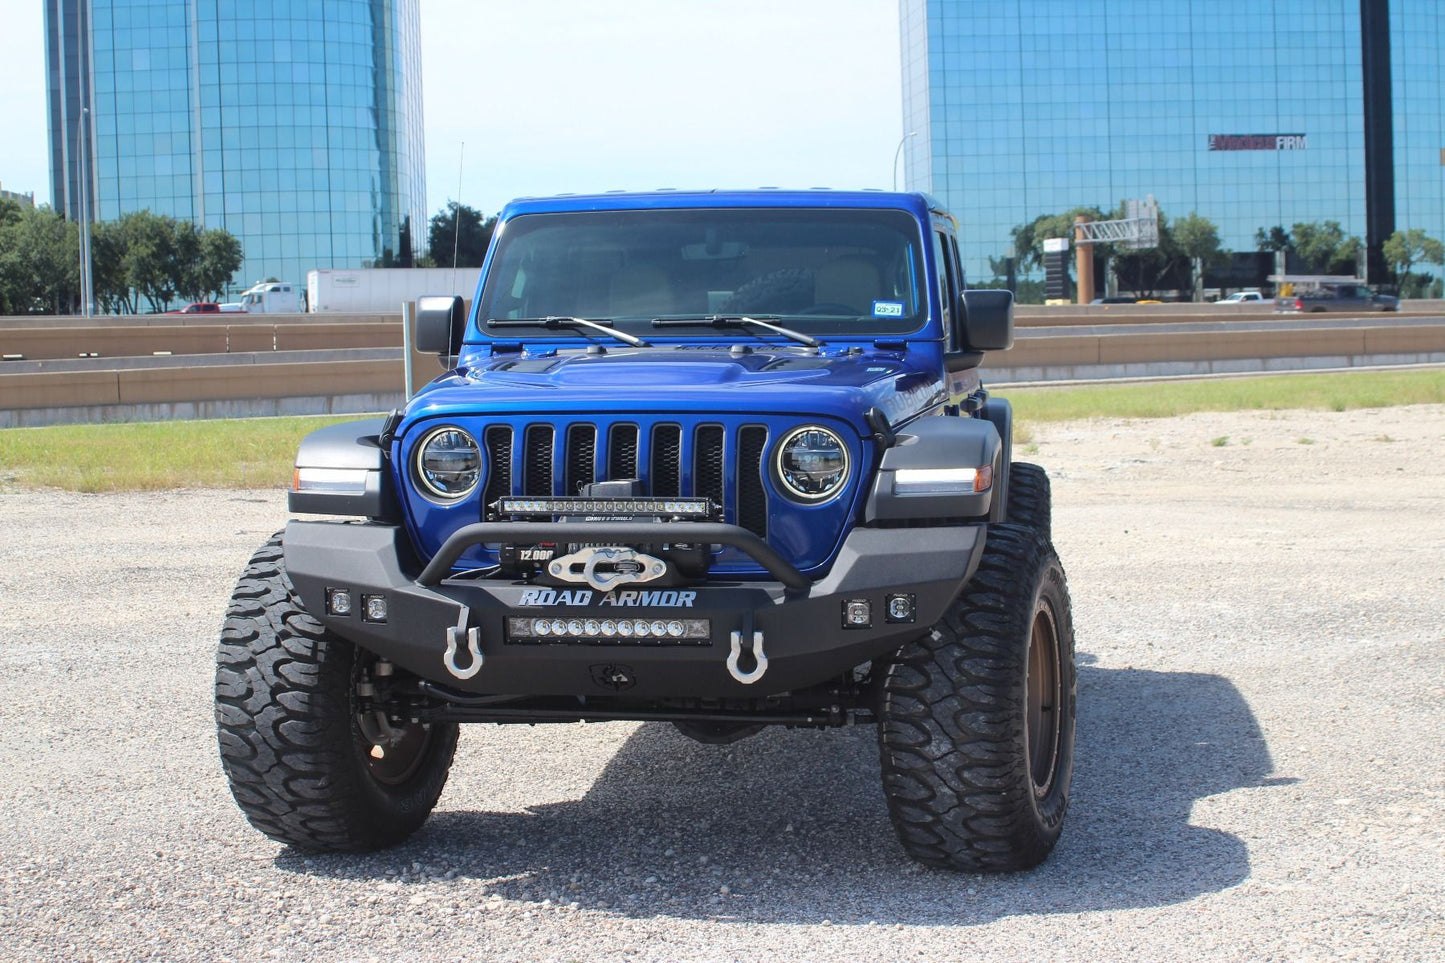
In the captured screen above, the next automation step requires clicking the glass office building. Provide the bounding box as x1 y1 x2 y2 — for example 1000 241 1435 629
900 0 1444 285
47 0 426 293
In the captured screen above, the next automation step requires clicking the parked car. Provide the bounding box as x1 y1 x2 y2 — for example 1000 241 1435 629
1276 283 1398 313
1216 291 1266 304
166 302 223 315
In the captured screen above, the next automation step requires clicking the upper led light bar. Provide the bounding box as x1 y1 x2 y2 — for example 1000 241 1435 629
493 496 715 518
893 465 994 495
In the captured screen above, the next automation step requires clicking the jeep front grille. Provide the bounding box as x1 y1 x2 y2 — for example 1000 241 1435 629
479 419 768 538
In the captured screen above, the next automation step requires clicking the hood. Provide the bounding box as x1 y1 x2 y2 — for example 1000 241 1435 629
404 343 947 430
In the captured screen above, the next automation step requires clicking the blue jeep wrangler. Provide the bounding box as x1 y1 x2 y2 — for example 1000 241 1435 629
216 190 1075 872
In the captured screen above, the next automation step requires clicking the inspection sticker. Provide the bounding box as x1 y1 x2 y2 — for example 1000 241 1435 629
872 300 904 317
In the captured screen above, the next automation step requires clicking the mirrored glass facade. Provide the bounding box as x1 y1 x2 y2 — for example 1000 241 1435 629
900 0 1444 284
47 0 425 292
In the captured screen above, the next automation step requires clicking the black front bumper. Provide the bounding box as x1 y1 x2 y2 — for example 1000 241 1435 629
283 520 986 699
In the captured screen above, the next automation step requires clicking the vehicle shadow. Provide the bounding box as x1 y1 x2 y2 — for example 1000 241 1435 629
281 661 1290 925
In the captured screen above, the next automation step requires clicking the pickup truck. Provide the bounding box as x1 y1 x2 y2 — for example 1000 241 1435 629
1276 284 1398 313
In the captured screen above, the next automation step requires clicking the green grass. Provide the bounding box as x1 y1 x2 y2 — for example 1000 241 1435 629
1006 369 1445 424
2 368 1443 493
0 415 362 492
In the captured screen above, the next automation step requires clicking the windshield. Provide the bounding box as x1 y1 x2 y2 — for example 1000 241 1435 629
476 208 926 337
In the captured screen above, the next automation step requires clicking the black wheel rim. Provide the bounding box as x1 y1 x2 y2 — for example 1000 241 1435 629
365 721 433 786
1025 599 1062 798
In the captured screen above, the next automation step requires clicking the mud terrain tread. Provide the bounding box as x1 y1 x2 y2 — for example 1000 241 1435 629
215 534 457 851
877 523 1075 871
1005 461 1052 539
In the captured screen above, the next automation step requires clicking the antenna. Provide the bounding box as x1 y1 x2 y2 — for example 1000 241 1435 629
451 140 465 296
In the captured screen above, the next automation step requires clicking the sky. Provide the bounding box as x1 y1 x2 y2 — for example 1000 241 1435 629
1 0 905 219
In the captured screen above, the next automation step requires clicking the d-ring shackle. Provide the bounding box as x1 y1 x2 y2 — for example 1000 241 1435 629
727 630 768 685
443 606 483 680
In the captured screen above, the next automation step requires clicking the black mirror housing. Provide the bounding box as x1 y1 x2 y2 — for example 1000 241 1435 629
960 289 1014 352
415 295 466 356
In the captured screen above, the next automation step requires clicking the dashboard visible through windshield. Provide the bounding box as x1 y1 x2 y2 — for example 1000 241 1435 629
476 208 927 338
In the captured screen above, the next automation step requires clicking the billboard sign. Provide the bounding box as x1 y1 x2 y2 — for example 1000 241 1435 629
1209 133 1308 151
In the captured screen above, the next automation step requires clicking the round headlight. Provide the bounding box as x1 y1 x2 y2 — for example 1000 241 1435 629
414 426 480 501
774 426 849 502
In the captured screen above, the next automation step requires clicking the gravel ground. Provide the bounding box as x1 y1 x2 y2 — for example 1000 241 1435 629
1 404 1442 962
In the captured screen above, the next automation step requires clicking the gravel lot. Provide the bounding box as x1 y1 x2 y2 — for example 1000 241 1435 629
2 404 1442 962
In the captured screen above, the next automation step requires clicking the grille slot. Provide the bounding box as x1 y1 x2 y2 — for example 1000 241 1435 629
483 425 513 507
564 424 597 494
737 426 769 537
523 425 554 495
693 425 725 509
651 424 682 496
609 424 639 479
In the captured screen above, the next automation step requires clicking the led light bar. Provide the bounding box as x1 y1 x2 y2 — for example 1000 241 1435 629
494 496 714 518
507 617 711 642
293 467 369 494
893 465 993 495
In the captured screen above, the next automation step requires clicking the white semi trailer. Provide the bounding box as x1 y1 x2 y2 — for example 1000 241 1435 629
306 268 483 314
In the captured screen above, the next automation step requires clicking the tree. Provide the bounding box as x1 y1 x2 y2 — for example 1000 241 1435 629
90 219 135 314
1289 221 1362 275
427 201 497 268
1174 212 1222 264
112 211 243 311
1254 225 1292 253
193 229 244 301
1108 205 1209 300
0 205 79 314
0 205 243 315
1382 229 1445 298
118 210 180 311
0 198 26 314
169 219 204 301
1010 206 1107 272
1173 212 1223 302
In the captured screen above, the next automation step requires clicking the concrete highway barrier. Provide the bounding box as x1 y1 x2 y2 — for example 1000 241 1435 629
3 308 1444 427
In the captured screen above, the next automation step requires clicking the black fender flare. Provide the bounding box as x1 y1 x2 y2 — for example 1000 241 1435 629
864 415 1003 523
287 418 396 519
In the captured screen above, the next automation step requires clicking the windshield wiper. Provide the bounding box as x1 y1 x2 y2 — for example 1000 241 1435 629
486 316 651 348
650 314 821 348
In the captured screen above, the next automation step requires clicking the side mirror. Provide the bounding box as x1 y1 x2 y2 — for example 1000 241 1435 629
414 295 466 356
959 289 1014 352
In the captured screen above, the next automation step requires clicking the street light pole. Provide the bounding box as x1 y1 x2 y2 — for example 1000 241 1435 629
892 131 917 191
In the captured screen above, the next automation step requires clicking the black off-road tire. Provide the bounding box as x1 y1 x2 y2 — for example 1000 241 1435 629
877 523 1076 872
1005 461 1052 540
215 534 459 852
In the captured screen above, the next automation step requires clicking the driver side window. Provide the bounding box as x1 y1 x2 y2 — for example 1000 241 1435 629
933 231 958 350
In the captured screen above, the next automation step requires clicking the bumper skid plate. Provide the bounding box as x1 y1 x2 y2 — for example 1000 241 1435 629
283 519 986 699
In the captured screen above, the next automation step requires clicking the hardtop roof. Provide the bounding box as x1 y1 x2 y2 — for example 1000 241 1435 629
498 189 950 222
